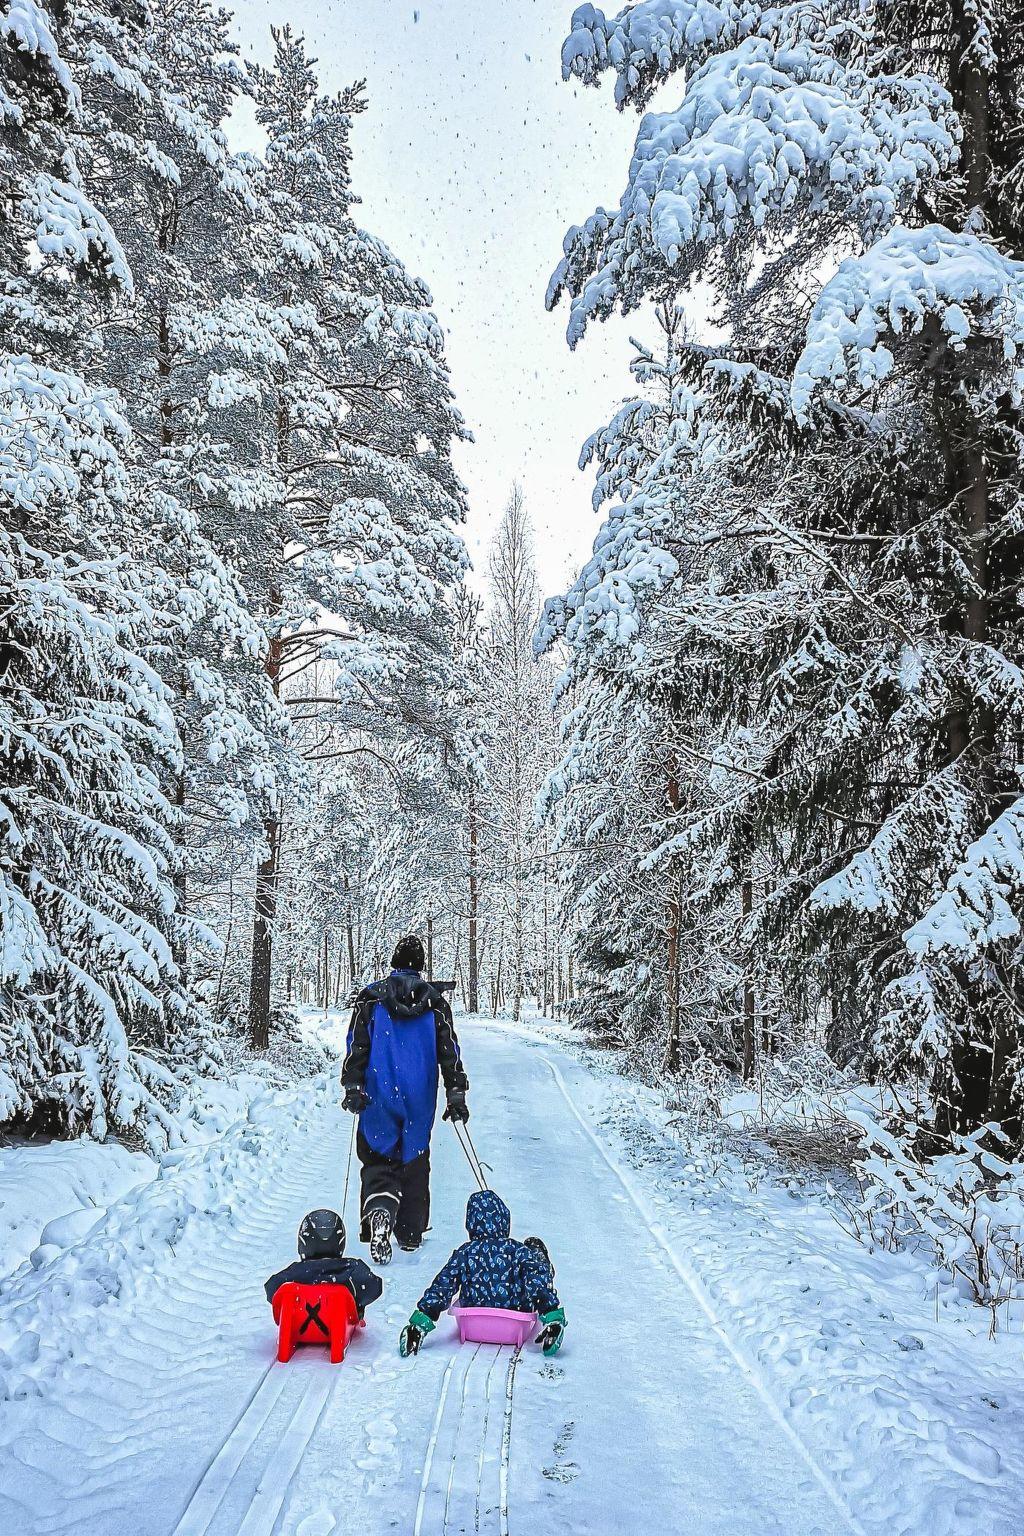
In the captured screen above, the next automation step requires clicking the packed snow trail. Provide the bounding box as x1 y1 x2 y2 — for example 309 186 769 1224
0 1020 855 1535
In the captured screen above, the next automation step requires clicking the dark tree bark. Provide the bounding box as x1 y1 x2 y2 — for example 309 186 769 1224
467 790 480 1012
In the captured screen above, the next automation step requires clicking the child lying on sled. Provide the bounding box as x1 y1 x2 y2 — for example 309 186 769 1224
265 1208 383 1318
399 1191 566 1356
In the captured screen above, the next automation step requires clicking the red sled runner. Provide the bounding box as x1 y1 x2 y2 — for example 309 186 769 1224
272 1282 364 1364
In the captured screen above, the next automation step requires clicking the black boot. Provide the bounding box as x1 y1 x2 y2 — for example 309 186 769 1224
369 1209 393 1266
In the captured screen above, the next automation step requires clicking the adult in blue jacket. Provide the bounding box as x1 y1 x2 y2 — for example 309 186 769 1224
341 935 468 1264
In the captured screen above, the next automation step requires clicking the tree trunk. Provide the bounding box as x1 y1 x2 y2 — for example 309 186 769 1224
467 792 480 1013
213 872 234 1021
247 625 283 1050
248 811 281 1050
741 878 755 1082
663 876 682 1074
662 766 684 1073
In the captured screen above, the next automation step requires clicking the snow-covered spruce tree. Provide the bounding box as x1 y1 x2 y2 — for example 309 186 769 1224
548 2 1024 1138
0 1 194 1142
539 306 741 1072
241 28 471 1045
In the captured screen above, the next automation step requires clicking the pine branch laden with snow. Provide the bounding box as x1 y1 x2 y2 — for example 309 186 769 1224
0 360 190 1145
550 11 959 344
793 225 1024 418
561 0 803 108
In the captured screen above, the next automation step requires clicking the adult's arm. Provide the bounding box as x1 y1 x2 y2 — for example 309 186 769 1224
341 992 374 1091
434 994 468 1095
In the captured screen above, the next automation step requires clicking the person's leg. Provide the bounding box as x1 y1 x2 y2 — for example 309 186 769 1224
357 1129 401 1243
395 1146 431 1249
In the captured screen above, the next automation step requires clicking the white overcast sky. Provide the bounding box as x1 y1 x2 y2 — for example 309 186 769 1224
229 0 655 595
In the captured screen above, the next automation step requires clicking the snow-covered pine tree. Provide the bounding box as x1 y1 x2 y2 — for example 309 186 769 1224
0 0 193 1143
488 487 540 1019
71 0 295 1007
242 27 471 1045
548 2 1024 1138
538 305 741 1070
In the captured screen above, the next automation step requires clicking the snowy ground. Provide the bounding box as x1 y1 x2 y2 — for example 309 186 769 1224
0 1013 1020 1534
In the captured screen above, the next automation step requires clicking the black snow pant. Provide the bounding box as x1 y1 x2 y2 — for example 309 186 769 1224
357 1129 431 1248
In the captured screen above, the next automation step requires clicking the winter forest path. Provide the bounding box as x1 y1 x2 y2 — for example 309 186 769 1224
0 1019 851 1535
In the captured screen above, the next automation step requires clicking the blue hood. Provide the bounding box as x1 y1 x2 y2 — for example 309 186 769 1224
466 1190 510 1239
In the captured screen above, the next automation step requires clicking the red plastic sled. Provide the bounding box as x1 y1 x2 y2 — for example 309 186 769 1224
272 1282 364 1364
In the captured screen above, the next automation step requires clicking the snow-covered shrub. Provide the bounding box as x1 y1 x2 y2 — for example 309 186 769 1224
840 1113 1024 1326
666 1052 731 1132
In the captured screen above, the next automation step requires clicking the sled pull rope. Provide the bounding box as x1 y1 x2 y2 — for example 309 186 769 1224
342 1113 357 1219
453 1120 489 1191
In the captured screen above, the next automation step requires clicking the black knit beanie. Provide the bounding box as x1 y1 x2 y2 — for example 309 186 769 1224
391 934 425 972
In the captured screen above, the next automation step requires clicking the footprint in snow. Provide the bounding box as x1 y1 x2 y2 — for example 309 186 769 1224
293 1507 336 1536
542 1420 579 1484
358 1411 400 1491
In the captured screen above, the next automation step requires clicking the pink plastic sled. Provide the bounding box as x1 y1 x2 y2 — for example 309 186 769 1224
451 1305 538 1346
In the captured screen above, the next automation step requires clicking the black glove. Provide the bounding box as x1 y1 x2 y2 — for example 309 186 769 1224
342 1085 369 1113
443 1090 469 1123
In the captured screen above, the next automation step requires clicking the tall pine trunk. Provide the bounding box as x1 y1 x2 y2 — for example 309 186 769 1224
247 623 283 1049
467 791 480 1012
933 29 1017 1139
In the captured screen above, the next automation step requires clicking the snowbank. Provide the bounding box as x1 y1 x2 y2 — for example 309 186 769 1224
0 1139 152 1281
0 1071 339 1403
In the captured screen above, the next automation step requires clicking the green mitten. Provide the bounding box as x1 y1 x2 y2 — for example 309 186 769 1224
399 1310 436 1358
537 1308 566 1357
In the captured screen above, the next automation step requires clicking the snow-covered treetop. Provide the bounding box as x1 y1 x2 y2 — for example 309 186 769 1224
561 0 863 108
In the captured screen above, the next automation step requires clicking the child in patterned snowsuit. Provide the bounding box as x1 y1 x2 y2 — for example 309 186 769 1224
399 1190 566 1357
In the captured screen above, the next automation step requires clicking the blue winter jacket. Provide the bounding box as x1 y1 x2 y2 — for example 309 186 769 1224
342 970 467 1164
417 1191 560 1321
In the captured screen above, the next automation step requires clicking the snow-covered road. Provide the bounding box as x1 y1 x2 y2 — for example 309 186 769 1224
0 1017 967 1534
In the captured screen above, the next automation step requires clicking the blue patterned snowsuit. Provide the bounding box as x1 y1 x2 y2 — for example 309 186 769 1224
416 1191 560 1321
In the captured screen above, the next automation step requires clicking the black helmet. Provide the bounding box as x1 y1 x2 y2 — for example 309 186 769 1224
298 1208 346 1260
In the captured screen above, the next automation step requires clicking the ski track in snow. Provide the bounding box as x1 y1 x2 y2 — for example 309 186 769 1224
412 1342 513 1536
3 1014 1011 1534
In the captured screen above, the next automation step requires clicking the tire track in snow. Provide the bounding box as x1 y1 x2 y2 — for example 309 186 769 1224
170 1365 335 1536
442 1343 482 1531
539 1049 867 1536
413 1351 457 1536
236 1372 333 1536
498 1346 521 1536
169 1364 284 1536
